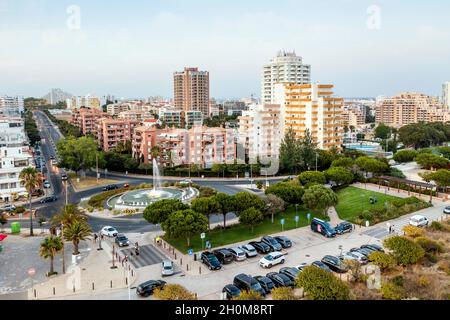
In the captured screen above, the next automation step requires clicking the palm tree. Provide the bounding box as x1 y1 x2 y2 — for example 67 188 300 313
39 236 63 276
19 167 42 236
52 204 87 227
63 221 92 255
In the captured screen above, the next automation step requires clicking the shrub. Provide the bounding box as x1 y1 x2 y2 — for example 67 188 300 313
402 225 425 238
270 287 300 300
256 181 263 190
153 284 197 300
429 221 447 232
298 171 326 186
296 266 351 300
381 281 405 300
233 290 264 301
383 236 425 266
414 237 444 254
368 251 397 271
417 276 430 287
265 182 304 205
88 189 125 208
199 186 217 198
14 206 26 214
393 150 418 163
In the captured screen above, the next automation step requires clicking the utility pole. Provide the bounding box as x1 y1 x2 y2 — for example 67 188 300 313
96 153 99 184
61 223 65 274
64 181 68 205
315 153 319 171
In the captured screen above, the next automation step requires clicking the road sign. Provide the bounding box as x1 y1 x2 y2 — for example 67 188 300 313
280 219 285 225
307 213 311 221
28 268 36 277
188 249 194 256
200 233 206 239
295 216 299 222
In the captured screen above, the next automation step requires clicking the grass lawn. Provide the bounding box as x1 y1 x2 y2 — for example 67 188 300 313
335 186 402 221
165 205 327 253
69 176 119 191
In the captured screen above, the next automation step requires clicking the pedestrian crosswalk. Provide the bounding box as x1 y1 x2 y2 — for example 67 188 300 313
120 245 168 269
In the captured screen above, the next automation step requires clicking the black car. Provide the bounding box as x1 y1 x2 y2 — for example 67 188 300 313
103 184 119 191
266 272 295 288
261 236 282 252
334 222 353 235
222 284 241 300
321 255 349 274
201 252 222 270
136 280 166 297
115 234 130 247
350 247 373 258
213 249 234 264
249 241 271 254
61 174 68 181
279 267 300 281
360 244 384 253
233 274 266 296
274 236 292 249
253 276 275 294
311 261 332 272
311 218 337 238
40 196 57 204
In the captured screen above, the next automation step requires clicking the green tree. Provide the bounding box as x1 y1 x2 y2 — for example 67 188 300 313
143 199 189 225
393 150 418 163
63 221 92 255
52 204 88 227
298 171 326 186
398 122 447 149
265 182 304 205
239 207 264 233
279 127 302 174
296 266 350 300
375 123 392 140
331 157 355 170
213 193 237 228
198 186 217 198
302 185 338 216
415 153 449 170
211 164 227 177
138 162 152 175
162 209 208 246
383 236 425 266
368 251 397 271
298 129 318 171
263 194 286 224
19 167 42 236
39 236 63 276
356 157 388 177
57 136 100 176
191 197 220 230
325 167 354 187
437 146 450 159
151 146 161 159
234 192 265 215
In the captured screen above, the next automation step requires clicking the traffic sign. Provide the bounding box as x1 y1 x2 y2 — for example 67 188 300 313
200 233 206 239
295 216 299 222
307 213 311 221
28 268 36 277
188 249 194 256
280 219 285 225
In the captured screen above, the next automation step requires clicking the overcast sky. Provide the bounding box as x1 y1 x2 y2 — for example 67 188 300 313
1 0 449 99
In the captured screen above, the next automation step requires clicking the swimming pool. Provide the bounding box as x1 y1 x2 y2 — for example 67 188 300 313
346 145 379 151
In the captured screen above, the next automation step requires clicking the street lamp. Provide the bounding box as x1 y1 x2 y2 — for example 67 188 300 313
61 223 65 274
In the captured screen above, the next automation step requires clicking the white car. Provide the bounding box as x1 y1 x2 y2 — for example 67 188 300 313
409 215 429 227
228 247 247 261
340 251 368 265
43 181 51 189
295 263 308 271
161 260 174 277
259 252 285 268
239 244 258 258
101 226 118 237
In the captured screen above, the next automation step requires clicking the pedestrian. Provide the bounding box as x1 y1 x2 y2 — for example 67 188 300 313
135 242 140 256
100 234 104 241
94 233 98 243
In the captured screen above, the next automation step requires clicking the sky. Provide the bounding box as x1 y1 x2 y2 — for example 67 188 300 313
0 0 449 99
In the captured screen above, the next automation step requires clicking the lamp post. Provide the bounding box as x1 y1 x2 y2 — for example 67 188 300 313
61 223 65 274
315 153 319 171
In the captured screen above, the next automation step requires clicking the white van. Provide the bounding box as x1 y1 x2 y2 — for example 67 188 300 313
409 215 429 227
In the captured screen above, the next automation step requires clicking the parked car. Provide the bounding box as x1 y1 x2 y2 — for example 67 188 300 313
239 244 258 258
136 280 166 297
321 255 348 273
311 218 337 238
101 226 118 237
253 276 275 294
201 252 222 271
334 222 353 235
213 249 234 264
1 204 16 212
266 272 295 288
409 215 429 227
444 206 450 214
350 247 373 258
161 260 174 277
295 263 308 272
40 196 58 204
261 236 282 252
43 181 51 189
274 236 292 249
249 241 271 254
103 184 119 191
222 284 241 300
259 252 285 268
227 247 247 262
123 183 130 188
279 267 301 281
114 234 130 247
233 274 265 297
61 174 68 181
311 261 332 272
360 244 384 253
339 251 368 265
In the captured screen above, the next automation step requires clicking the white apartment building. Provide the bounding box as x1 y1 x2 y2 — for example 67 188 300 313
238 104 281 162
443 82 450 109
262 51 311 104
0 96 24 117
0 118 33 202
66 95 101 110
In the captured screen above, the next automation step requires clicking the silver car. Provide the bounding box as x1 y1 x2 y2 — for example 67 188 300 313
161 260 174 276
239 244 258 258
228 247 247 261
340 251 368 265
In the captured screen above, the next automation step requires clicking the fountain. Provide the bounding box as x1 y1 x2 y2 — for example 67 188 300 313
106 159 198 211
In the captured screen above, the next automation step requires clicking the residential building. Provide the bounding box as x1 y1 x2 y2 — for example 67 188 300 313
118 110 154 121
174 67 210 117
443 82 450 109
274 83 344 150
0 96 24 117
71 108 109 135
375 92 450 128
342 109 365 128
132 120 158 164
107 103 130 116
185 111 203 127
159 110 183 128
96 118 141 152
42 88 73 105
262 50 311 104
238 104 281 162
66 95 101 110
